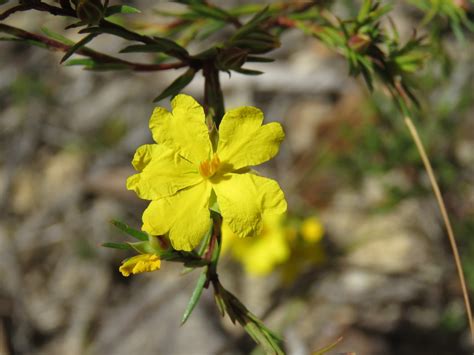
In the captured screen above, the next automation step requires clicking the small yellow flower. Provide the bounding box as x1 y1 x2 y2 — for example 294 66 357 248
222 214 290 276
119 254 161 277
300 217 324 243
127 94 287 251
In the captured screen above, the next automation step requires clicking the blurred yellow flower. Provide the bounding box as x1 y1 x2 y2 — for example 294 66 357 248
119 254 161 277
222 214 290 276
301 217 324 243
223 214 326 279
127 94 287 251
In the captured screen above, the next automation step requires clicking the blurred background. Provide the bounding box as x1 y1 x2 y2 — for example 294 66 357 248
1 1 474 354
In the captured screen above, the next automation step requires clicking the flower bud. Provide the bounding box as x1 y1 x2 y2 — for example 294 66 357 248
232 30 280 54
76 0 104 25
348 33 371 53
216 47 248 71
453 0 469 11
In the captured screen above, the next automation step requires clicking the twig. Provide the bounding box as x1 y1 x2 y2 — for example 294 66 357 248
0 4 30 21
0 1 75 20
404 116 474 344
0 24 187 72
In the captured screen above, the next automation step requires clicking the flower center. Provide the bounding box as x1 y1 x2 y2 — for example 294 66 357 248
199 154 221 178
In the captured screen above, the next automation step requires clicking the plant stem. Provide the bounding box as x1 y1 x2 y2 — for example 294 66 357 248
404 116 474 344
0 24 187 72
203 60 225 127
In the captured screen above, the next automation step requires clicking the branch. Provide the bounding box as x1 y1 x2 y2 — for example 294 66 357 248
0 1 75 20
0 24 188 72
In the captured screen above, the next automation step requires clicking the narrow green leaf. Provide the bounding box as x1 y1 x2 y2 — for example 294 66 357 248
153 68 196 102
64 58 96 67
80 26 140 41
311 337 344 355
102 242 133 250
40 27 74 46
357 0 373 23
65 21 86 30
245 5 271 28
246 55 274 63
111 220 149 241
198 224 213 256
196 20 227 40
61 33 98 63
105 5 141 17
181 269 208 325
121 38 188 59
120 44 171 53
232 6 270 40
190 3 232 22
128 241 156 254
229 4 265 16
233 67 263 75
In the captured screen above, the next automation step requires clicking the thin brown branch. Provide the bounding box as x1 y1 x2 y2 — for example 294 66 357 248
0 24 188 72
404 116 474 344
0 1 75 20
0 4 30 21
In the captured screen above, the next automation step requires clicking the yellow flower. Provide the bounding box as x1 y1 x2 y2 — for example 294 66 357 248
300 217 324 243
119 254 161 277
222 214 290 276
127 94 287 251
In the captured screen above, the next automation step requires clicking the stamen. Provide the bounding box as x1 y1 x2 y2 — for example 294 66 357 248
199 154 220 178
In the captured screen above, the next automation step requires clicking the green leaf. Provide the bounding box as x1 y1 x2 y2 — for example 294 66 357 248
311 337 344 355
357 0 373 23
246 55 274 63
64 58 96 67
196 20 227 40
189 3 232 22
198 224 214 256
102 242 133 250
214 292 226 316
80 26 141 42
105 5 141 17
229 4 266 16
232 6 270 40
111 220 149 241
181 269 208 325
128 241 156 254
40 27 74 46
61 33 98 63
120 38 188 58
233 67 263 75
65 21 87 30
153 68 196 102
244 5 271 28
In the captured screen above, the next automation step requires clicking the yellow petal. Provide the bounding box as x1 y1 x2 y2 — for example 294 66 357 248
131 144 158 172
119 254 161 277
142 181 212 251
217 107 285 170
213 173 287 238
149 94 212 164
127 144 201 200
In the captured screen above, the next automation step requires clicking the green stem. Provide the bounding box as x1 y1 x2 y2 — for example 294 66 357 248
203 60 225 127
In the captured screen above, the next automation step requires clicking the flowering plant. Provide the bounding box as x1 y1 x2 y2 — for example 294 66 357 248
3 0 474 353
